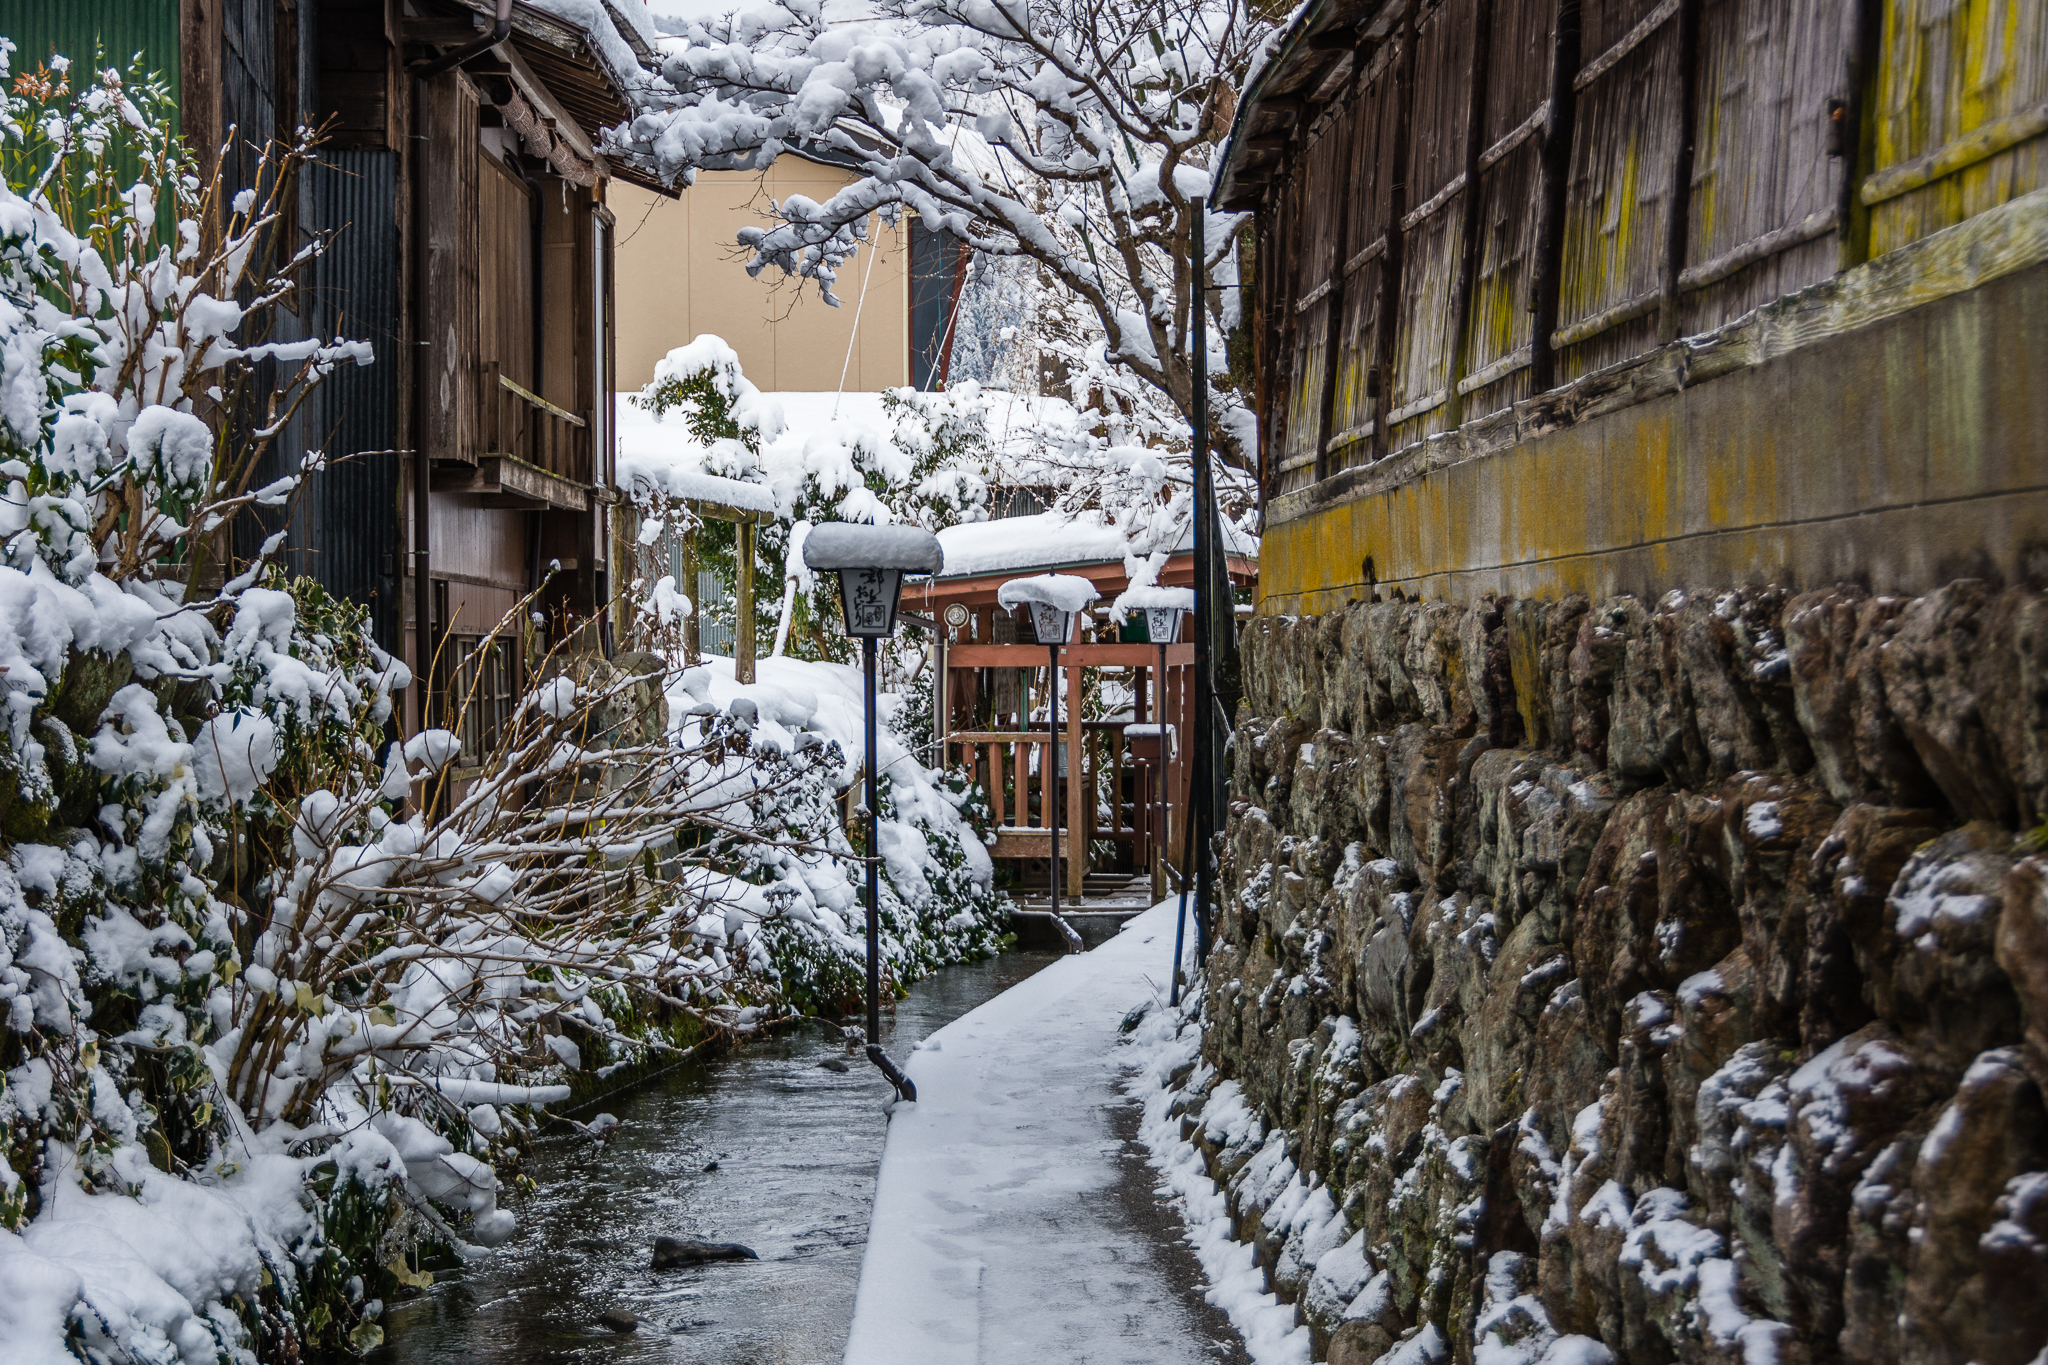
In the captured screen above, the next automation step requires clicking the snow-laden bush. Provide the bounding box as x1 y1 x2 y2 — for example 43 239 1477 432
0 52 1003 1365
624 336 993 664
664 655 1006 1016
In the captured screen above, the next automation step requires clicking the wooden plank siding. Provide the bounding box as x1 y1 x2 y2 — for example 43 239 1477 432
1554 0 1690 381
421 71 481 468
1458 0 1557 418
1233 0 2047 507
1866 0 2048 257
1387 0 1480 450
480 157 537 393
1328 48 1401 474
1678 0 1850 334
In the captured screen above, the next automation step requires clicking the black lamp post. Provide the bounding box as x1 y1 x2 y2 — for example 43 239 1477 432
1142 601 1193 1003
804 523 944 1101
997 574 1099 934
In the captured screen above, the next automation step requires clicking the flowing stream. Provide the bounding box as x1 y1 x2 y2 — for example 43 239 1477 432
370 949 1059 1365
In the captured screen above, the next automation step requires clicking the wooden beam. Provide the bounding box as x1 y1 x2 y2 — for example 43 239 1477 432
682 530 700 664
947 643 1197 668
1065 649 1084 900
735 520 756 684
438 455 590 510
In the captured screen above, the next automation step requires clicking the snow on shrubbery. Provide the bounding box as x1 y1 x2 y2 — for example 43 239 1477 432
0 52 1003 1365
666 655 1003 1014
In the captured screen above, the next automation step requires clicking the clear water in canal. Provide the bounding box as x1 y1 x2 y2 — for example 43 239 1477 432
370 949 1059 1365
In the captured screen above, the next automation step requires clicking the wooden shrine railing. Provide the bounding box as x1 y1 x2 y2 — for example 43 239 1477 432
945 721 1169 866
482 362 590 485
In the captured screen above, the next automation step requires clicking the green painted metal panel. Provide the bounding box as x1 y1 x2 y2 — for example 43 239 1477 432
0 0 183 129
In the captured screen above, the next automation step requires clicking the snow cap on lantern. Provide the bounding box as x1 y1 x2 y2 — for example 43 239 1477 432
1112 583 1194 644
998 573 1100 646
804 522 944 638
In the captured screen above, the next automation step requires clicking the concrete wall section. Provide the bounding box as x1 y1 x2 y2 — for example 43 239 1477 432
1259 198 2048 616
612 163 909 393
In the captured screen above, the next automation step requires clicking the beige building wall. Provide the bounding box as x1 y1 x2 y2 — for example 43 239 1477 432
613 160 910 394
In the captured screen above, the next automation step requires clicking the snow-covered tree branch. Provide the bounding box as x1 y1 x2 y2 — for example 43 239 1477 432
612 0 1280 471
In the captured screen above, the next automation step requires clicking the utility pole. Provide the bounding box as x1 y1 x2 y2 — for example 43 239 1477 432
1189 197 1224 965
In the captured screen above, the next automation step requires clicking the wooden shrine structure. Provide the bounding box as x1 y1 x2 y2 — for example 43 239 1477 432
914 543 1257 901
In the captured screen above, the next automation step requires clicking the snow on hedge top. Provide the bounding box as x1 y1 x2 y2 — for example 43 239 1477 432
935 511 1129 578
803 523 944 573
1115 584 1194 613
997 574 1100 614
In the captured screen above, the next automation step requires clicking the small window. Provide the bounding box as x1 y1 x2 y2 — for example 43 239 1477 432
451 634 519 765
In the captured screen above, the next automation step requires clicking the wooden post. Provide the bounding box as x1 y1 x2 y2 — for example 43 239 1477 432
935 633 949 760
682 511 700 666
736 519 757 684
1065 645 1084 901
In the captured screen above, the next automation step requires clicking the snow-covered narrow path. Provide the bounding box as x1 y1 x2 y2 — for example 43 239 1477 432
842 901 1230 1365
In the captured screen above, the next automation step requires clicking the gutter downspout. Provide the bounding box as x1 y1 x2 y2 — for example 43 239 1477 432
411 77 435 737
417 0 514 81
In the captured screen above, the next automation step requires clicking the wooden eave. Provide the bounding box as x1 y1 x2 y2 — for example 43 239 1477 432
428 0 681 198
1212 0 1402 211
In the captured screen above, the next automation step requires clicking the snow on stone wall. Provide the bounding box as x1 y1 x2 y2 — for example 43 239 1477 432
1167 581 2048 1365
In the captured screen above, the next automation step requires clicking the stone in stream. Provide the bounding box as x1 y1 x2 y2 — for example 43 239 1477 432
652 1237 757 1269
596 1309 638 1334
817 1058 849 1072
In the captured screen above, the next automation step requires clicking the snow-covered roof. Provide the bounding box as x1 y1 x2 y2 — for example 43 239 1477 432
934 511 1130 578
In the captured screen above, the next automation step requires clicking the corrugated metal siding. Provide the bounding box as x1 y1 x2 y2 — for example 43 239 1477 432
224 0 300 578
2 0 184 237
220 0 277 211
306 149 402 650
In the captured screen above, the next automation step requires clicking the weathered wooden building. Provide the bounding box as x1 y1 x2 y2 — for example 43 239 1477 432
1196 9 2048 1365
3 0 668 762
1220 0 2046 609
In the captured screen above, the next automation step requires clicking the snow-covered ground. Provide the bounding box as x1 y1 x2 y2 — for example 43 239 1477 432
845 899 1249 1365
1129 990 1319 1365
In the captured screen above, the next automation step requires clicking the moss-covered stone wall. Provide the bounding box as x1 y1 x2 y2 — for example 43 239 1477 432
1173 581 2048 1365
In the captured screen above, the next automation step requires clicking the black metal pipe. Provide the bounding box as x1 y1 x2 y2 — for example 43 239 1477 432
1170 754 1197 1006
1190 197 1217 966
864 634 882 1044
860 634 917 1100
864 1044 916 1102
410 77 434 738
1048 637 1061 925
417 0 514 82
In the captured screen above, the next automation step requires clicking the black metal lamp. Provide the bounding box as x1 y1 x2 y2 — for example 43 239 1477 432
803 523 945 1101
1114 586 1194 999
996 574 1101 939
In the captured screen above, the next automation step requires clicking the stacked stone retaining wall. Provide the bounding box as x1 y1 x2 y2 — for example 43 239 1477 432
1174 581 2048 1365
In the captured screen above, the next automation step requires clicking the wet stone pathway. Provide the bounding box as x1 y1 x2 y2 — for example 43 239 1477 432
371 950 1059 1365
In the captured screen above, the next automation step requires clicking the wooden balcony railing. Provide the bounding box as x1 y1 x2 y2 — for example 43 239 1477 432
946 721 1164 867
482 361 590 486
